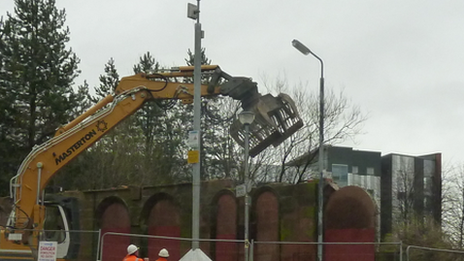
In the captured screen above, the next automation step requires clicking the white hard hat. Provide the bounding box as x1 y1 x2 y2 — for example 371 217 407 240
159 248 169 258
127 244 139 255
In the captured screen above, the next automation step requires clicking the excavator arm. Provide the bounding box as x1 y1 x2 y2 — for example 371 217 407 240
4 65 303 249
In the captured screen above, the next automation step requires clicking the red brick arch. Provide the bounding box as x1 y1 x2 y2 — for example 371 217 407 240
255 190 279 261
96 196 131 261
213 191 237 261
324 186 376 261
143 193 181 261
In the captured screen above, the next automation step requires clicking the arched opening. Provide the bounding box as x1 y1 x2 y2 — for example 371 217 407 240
324 186 376 261
142 193 181 261
213 191 238 261
96 196 131 261
255 190 279 261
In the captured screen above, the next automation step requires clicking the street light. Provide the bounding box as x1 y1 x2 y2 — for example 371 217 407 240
238 110 255 261
292 39 325 261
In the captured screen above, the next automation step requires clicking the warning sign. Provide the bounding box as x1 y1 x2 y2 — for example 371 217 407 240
187 150 199 164
188 130 200 149
38 241 57 261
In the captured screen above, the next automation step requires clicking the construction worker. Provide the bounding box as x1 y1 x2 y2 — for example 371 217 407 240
124 244 142 261
156 248 169 261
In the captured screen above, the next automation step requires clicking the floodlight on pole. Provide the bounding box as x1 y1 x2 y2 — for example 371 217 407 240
238 110 255 261
292 39 325 261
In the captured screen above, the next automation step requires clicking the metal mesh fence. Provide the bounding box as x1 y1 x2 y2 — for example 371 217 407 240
99 232 246 261
252 241 403 261
1 229 407 261
406 245 464 261
98 233 404 261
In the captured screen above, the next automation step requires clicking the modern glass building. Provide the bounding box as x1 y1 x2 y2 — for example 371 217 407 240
289 145 442 240
380 153 442 238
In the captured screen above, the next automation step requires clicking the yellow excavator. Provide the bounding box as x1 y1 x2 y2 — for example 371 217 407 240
0 65 303 261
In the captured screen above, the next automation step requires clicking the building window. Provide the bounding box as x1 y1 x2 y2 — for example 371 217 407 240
352 166 358 174
332 164 348 187
424 176 432 195
367 167 375 175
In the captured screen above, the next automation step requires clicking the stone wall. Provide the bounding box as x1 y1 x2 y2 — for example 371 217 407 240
1 180 377 261
64 179 322 261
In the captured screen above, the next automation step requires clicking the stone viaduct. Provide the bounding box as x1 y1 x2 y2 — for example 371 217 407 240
1 179 377 261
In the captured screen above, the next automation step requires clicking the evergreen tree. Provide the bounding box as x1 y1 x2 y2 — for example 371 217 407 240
133 52 191 184
92 58 119 102
0 0 87 196
185 48 240 180
185 48 211 76
133 52 161 156
90 58 146 189
56 58 149 190
72 81 92 115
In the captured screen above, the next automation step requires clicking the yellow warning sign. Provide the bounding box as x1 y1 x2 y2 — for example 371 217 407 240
188 150 200 164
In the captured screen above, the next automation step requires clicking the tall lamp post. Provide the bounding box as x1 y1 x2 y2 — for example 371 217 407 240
292 39 325 261
238 110 255 261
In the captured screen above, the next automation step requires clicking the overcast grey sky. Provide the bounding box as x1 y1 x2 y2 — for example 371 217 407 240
1 0 464 165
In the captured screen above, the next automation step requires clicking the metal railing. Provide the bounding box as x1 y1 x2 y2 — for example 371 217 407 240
253 240 403 261
98 232 403 261
99 232 247 261
406 245 464 261
12 228 464 261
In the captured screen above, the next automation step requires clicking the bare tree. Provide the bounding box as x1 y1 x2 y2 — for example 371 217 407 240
392 214 455 261
249 74 366 184
442 163 464 248
393 157 416 225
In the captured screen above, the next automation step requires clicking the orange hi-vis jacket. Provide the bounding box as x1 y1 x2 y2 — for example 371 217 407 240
123 254 141 261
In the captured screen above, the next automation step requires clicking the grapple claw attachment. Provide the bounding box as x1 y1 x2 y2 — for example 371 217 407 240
230 93 304 157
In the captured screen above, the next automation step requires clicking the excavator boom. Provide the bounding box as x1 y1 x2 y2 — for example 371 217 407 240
1 65 303 261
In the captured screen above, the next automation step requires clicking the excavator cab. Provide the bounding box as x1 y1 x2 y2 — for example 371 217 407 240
42 196 80 259
1 196 79 261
